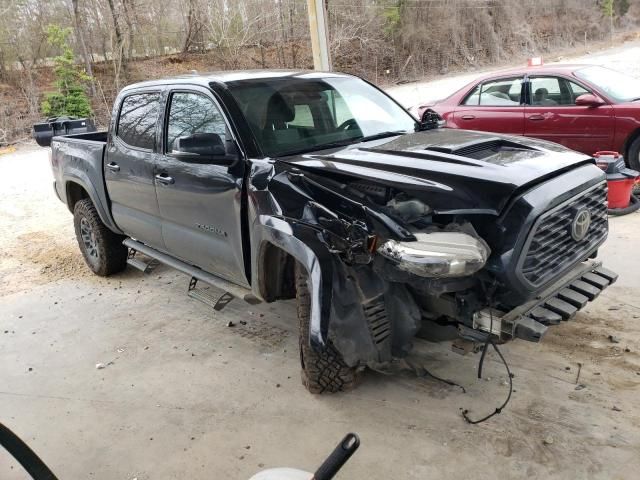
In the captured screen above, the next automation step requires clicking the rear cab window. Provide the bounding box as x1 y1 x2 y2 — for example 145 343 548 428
463 77 523 106
116 92 161 150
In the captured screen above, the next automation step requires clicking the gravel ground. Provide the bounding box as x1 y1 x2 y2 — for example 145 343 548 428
2 42 640 480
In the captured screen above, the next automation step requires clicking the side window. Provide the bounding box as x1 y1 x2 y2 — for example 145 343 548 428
463 78 522 106
117 93 161 150
166 92 227 154
530 77 591 105
288 105 314 128
530 77 561 106
569 81 589 96
324 90 355 127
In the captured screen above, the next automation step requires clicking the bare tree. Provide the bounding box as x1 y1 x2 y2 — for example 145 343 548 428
71 0 96 96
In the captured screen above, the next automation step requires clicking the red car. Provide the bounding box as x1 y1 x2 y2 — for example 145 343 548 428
410 64 640 169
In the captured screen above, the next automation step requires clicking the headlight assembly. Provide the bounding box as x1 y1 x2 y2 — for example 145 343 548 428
377 231 490 278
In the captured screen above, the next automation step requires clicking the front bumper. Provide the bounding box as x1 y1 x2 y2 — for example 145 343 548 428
460 260 618 343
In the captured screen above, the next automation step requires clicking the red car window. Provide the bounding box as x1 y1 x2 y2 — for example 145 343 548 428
462 77 523 106
529 76 592 106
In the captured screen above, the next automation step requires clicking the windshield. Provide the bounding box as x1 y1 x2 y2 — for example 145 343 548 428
226 75 417 157
574 65 640 102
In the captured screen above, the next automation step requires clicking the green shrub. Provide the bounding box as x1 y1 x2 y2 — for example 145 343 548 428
41 25 92 118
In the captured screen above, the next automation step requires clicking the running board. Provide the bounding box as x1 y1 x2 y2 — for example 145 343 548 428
188 277 235 311
126 248 159 273
123 238 260 305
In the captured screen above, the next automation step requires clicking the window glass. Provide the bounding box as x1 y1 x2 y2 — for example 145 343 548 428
227 76 416 157
530 77 592 105
569 81 589 96
166 92 227 153
575 65 638 102
117 93 160 149
288 105 314 127
463 78 522 106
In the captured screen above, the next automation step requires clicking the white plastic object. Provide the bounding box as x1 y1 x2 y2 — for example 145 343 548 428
249 467 313 480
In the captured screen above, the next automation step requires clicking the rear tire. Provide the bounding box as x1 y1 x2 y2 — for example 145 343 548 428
626 136 640 171
73 198 127 276
295 262 358 393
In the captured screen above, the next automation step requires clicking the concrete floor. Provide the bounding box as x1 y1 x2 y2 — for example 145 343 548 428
1 147 640 480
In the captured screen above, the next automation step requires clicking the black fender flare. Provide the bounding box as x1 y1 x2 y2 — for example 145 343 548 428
251 215 335 349
63 173 122 234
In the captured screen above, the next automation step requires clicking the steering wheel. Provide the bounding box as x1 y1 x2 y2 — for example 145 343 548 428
337 118 358 131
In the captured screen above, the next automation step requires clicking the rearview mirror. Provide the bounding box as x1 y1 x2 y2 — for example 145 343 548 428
171 132 238 164
575 93 605 107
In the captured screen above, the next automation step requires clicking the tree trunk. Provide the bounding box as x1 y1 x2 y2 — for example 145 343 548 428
121 0 135 59
106 0 126 86
183 0 196 53
72 0 96 96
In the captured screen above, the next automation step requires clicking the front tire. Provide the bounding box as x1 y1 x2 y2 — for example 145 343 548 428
73 198 127 276
295 262 358 393
627 136 640 171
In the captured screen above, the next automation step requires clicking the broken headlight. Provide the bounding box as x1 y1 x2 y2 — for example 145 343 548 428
377 231 490 278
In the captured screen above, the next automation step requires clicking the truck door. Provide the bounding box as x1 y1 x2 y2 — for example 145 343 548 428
155 87 249 287
524 75 614 154
105 91 165 250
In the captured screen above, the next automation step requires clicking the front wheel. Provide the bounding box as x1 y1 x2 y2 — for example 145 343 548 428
73 198 127 276
295 262 358 393
626 136 640 171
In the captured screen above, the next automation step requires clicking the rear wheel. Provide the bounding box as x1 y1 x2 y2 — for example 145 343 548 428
295 262 358 393
626 135 640 171
73 198 127 276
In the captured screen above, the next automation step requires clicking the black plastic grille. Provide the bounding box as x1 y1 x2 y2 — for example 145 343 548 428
363 296 391 345
520 182 608 286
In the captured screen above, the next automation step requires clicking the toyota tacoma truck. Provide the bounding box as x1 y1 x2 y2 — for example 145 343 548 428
47 70 617 393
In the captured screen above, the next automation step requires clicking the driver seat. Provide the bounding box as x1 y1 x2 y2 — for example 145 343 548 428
263 93 301 152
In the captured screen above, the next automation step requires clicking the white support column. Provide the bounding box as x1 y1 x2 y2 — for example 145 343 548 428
307 0 331 71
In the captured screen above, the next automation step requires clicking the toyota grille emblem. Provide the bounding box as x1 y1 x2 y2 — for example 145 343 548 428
571 209 591 241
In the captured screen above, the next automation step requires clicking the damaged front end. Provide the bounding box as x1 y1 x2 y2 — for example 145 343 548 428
248 140 616 370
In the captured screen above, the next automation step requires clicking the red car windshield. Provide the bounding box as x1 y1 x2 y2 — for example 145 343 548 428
575 66 640 103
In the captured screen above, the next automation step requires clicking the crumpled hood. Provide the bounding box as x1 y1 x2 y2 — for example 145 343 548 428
281 129 597 215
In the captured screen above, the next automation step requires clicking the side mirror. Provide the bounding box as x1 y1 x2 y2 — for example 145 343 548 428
419 109 445 131
171 132 238 164
575 93 605 107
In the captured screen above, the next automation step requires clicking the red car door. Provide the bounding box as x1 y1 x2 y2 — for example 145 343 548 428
452 76 525 135
524 75 614 155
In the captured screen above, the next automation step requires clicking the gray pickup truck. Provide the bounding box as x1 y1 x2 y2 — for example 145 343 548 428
48 70 616 393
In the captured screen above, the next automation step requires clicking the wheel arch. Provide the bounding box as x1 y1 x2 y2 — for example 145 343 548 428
63 176 123 234
251 217 336 349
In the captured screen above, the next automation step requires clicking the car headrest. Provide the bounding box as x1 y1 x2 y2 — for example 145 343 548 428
175 132 225 156
265 93 295 126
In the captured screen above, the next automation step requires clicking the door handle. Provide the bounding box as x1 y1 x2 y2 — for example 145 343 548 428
528 114 545 121
155 173 175 185
106 162 120 172
461 115 476 120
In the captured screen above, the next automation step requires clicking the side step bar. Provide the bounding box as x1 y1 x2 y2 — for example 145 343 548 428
126 248 159 273
123 238 261 305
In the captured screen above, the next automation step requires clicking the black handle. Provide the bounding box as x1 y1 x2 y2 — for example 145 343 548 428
313 433 360 480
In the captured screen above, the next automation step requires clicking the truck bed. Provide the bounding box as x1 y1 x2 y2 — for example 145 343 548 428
52 130 108 144
50 130 119 232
